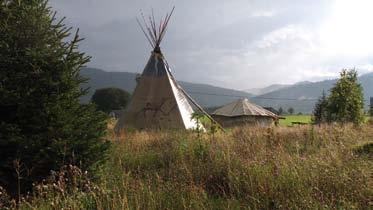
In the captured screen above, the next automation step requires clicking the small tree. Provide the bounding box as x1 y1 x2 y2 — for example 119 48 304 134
313 90 328 124
278 107 284 115
91 88 131 113
191 111 206 141
287 107 294 115
0 0 110 195
326 69 364 125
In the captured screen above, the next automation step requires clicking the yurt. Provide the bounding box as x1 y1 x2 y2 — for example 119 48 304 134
212 98 278 127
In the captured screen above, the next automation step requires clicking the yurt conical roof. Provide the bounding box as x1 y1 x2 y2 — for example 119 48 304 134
115 9 202 130
212 98 277 118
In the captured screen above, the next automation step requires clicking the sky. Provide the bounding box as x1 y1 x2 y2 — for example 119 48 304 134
49 0 373 90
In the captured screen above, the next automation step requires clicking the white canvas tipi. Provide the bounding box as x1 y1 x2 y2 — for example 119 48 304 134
115 10 201 131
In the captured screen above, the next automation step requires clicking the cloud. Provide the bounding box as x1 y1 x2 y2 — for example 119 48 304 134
48 0 373 89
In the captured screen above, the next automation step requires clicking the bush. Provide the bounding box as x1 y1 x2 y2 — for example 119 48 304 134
91 88 131 113
353 142 373 158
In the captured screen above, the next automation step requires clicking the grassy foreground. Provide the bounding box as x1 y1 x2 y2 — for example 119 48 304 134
9 124 373 209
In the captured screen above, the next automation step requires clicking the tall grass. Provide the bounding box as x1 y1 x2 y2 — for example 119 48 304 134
7 124 373 209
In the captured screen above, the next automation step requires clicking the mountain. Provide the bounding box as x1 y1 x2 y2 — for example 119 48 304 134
251 73 373 113
80 67 253 108
251 80 335 113
359 72 373 105
80 68 373 113
80 68 137 103
244 84 291 95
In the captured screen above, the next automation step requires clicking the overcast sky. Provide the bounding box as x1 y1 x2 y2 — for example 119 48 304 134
50 0 373 90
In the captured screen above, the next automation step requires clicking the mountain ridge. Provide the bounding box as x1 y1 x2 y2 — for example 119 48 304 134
80 67 253 108
80 67 373 113
244 84 291 95
251 74 372 113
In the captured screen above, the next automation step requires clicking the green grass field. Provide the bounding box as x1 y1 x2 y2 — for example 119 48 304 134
280 115 371 126
279 115 312 126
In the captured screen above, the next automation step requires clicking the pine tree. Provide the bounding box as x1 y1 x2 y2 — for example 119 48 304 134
326 69 364 125
0 0 110 195
313 90 328 124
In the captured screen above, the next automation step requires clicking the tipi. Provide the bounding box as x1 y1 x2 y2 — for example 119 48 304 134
115 9 202 131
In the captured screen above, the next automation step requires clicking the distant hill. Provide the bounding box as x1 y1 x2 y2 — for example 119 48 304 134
80 68 373 113
80 68 137 103
359 72 373 105
251 73 373 113
244 84 290 95
80 67 253 108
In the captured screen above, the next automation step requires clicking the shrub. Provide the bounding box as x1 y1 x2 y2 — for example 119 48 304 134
91 88 131 113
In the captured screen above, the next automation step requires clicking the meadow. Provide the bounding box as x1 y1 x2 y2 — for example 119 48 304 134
279 115 371 126
279 115 312 126
8 122 372 210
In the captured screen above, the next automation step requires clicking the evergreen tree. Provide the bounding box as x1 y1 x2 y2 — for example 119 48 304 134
326 69 364 125
0 0 110 195
91 88 131 113
313 90 328 124
278 107 284 115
